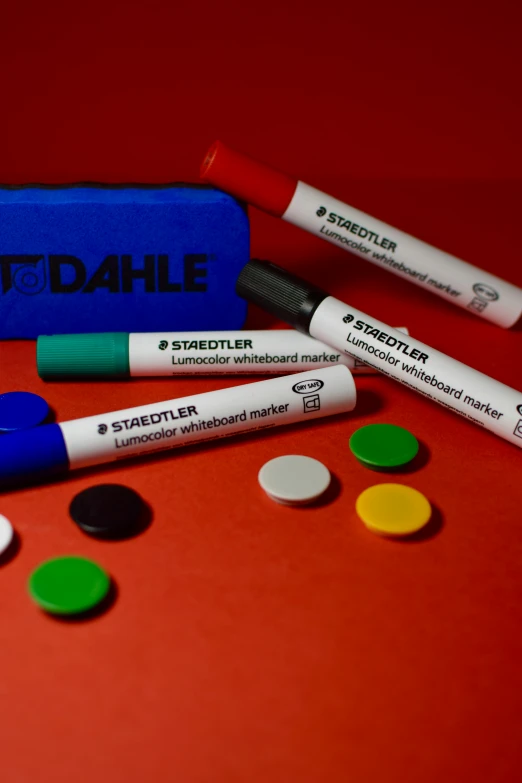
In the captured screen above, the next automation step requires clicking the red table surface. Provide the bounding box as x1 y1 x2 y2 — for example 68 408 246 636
1 2 522 782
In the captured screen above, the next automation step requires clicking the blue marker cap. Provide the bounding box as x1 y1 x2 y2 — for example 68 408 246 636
0 391 50 433
0 424 69 486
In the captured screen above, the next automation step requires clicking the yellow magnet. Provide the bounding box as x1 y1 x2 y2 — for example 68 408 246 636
355 483 431 537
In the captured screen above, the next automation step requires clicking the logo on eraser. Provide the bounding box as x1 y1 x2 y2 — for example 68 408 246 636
0 255 47 296
0 254 209 295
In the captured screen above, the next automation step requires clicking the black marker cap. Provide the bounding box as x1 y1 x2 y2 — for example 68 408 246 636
236 259 328 334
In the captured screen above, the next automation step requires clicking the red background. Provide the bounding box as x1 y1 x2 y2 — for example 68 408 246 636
1 2 522 781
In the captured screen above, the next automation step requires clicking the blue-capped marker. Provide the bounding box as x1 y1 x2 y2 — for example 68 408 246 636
0 391 50 433
0 366 356 488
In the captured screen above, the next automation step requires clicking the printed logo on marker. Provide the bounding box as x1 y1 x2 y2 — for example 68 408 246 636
303 393 321 413
473 283 499 302
316 206 327 218
292 379 324 394
98 424 108 435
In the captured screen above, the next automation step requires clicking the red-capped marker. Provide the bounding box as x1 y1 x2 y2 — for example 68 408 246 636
201 141 297 217
201 141 522 329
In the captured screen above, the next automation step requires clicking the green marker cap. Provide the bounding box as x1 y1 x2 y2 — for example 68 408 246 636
37 332 130 379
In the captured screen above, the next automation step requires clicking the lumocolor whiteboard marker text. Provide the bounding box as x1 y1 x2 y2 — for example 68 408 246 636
201 141 522 329
236 260 522 449
0 366 356 487
36 328 408 378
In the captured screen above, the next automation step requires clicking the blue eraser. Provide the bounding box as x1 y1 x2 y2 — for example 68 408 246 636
0 184 249 338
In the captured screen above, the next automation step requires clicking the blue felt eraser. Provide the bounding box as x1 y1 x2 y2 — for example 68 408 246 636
0 184 249 338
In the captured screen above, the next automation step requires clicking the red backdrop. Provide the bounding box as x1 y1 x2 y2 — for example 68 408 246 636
1 2 521 782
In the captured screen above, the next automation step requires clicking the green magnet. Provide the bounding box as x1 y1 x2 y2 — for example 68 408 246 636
28 556 111 615
349 423 419 469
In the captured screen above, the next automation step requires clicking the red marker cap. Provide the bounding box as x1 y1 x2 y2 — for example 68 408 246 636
200 141 298 217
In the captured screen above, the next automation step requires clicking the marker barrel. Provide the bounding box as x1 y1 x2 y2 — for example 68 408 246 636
37 329 408 378
236 260 522 449
311 298 522 447
0 366 356 486
201 142 522 328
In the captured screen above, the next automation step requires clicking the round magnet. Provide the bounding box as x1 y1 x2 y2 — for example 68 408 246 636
28 556 111 615
258 455 331 505
69 484 147 538
0 391 50 433
355 483 431 537
349 423 419 468
0 513 14 555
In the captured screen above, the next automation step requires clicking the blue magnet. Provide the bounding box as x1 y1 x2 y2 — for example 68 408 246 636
0 391 50 433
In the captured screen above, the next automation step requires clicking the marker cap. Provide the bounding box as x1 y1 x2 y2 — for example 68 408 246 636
0 424 69 486
0 391 50 432
200 141 297 217
236 259 327 333
37 333 130 379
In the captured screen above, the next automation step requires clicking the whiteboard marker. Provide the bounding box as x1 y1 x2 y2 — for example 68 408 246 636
201 141 522 328
36 328 409 378
236 260 522 449
0 365 356 487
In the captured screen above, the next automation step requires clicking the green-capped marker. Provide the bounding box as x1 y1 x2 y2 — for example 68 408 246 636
37 333 130 379
28 556 111 615
349 423 419 469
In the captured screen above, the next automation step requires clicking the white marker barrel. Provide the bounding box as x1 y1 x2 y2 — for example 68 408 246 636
60 365 356 469
283 182 522 328
129 329 408 376
309 297 522 447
